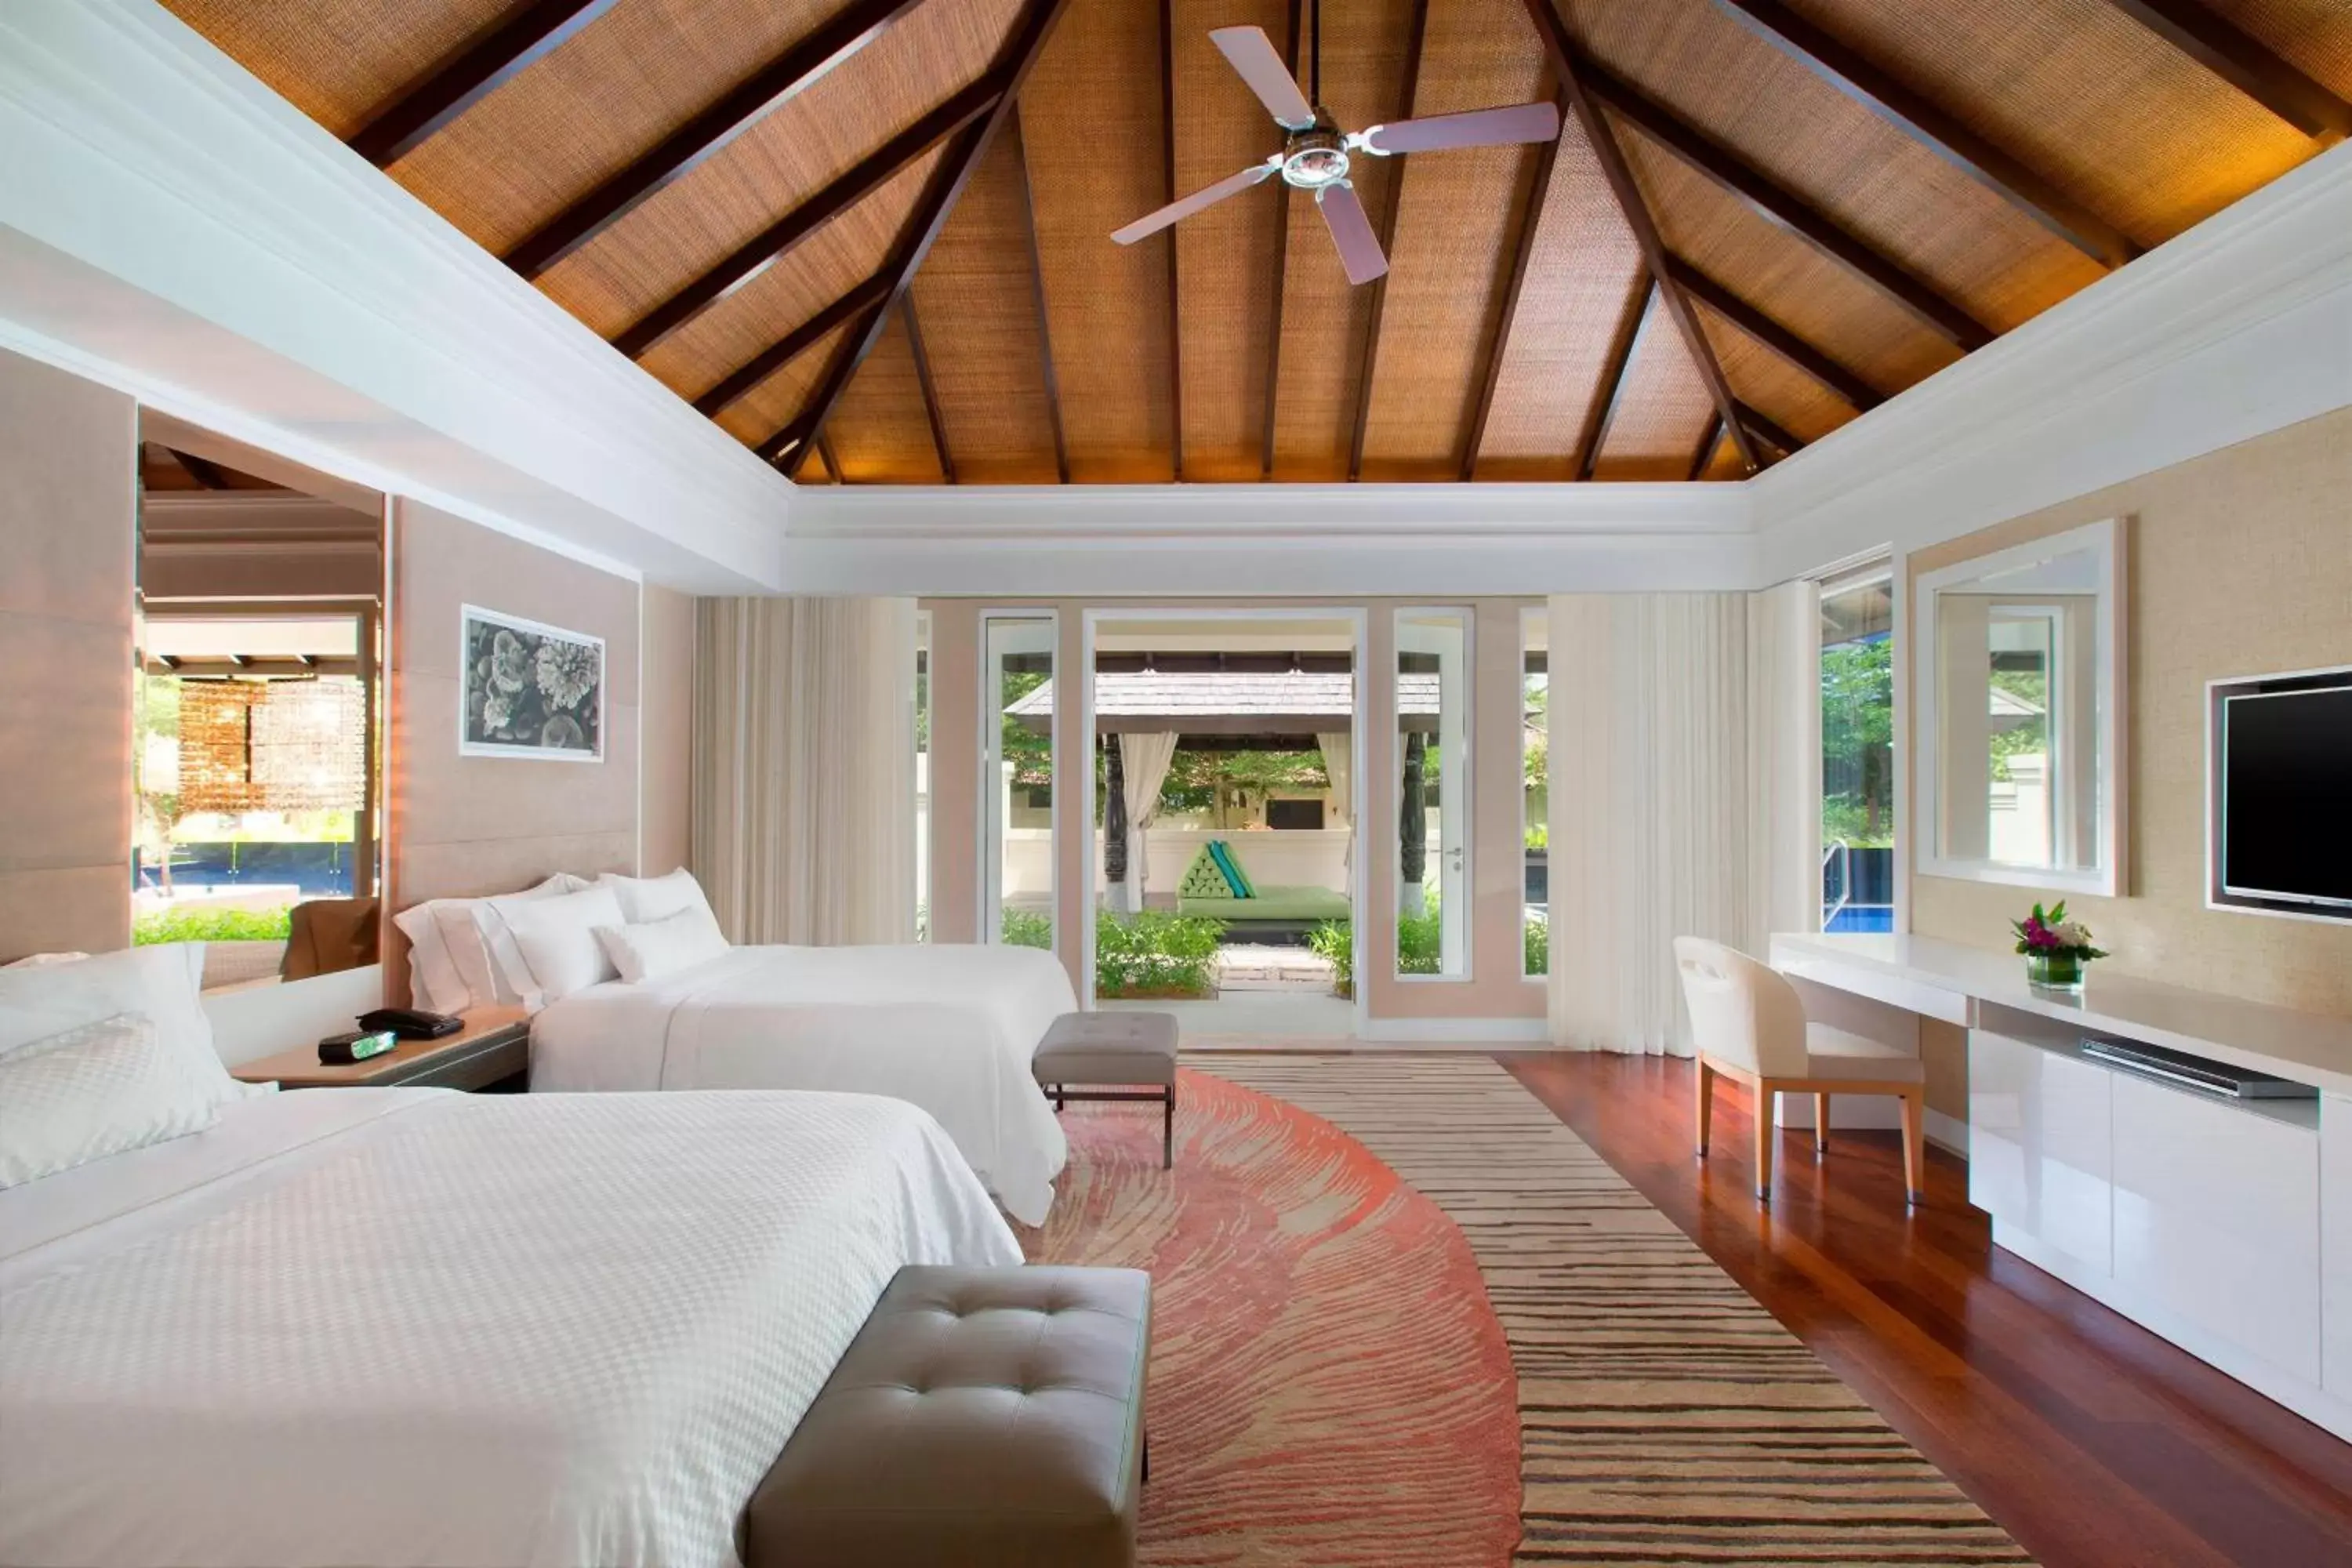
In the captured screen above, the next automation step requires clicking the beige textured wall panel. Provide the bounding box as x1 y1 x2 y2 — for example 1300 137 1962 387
1909 408 2352 1020
0 867 134 966
641 586 696 877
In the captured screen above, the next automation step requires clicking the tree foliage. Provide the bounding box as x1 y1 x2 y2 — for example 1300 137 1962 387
1820 638 1894 847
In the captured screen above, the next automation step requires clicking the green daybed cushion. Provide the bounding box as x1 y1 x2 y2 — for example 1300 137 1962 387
1178 885 1352 922
1207 840 1257 898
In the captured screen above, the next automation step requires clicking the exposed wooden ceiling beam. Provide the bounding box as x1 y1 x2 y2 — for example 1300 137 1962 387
692 270 892 416
504 0 929 279
1461 89 1564 481
816 431 845 482
1576 275 1653 481
1579 58 1994 350
1687 414 1724 481
612 78 1000 358
2100 0 2350 139
1259 0 1304 480
350 0 619 167
756 0 1078 466
1348 0 1432 483
1711 0 2140 267
1666 257 1882 411
900 295 957 484
1519 0 1762 472
1734 397 1805 458
1007 107 1069 484
1158 0 1185 480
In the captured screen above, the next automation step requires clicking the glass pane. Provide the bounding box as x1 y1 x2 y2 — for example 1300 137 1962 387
1523 607 1547 976
1987 611 2055 868
1397 609 1468 978
1820 577 1894 931
985 615 1055 951
913 612 930 942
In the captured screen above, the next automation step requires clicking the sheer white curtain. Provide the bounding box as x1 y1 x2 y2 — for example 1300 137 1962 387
1116 731 1178 906
1544 583 1817 1054
692 596 917 946
1316 731 1353 891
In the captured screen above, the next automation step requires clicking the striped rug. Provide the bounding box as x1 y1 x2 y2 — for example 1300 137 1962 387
1198 1054 2035 1567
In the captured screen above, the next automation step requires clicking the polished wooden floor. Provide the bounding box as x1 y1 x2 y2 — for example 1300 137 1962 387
1501 1051 2352 1568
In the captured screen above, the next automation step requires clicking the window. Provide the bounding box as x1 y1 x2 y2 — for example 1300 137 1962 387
1523 606 1547 977
1819 568 1894 931
1396 609 1469 979
983 614 1056 952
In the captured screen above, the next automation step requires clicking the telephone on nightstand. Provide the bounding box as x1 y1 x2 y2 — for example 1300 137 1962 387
358 1007 465 1040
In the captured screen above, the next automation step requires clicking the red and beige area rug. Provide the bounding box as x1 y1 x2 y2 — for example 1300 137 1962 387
1034 1054 2034 1568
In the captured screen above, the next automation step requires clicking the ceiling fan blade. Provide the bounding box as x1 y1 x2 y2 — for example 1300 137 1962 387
1316 182 1388 286
1356 100 1561 155
1111 158 1283 245
1210 25 1316 129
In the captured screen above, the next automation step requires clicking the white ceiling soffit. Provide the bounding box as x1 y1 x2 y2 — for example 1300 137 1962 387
0 0 789 593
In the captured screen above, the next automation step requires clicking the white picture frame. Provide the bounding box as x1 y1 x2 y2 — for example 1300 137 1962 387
458 604 605 762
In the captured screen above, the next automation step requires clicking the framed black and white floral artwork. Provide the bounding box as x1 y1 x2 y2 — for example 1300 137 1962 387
459 606 604 761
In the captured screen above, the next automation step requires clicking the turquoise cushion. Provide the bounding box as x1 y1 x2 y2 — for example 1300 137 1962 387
1206 840 1250 898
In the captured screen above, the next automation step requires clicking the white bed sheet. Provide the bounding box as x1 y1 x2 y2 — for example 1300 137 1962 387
0 1087 1020 1568
529 943 1074 1225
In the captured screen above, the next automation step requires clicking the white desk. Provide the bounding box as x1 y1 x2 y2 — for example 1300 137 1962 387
1769 930 2352 1444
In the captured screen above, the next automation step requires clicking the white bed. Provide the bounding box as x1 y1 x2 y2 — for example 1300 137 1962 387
529 942 1076 1225
0 1084 1020 1568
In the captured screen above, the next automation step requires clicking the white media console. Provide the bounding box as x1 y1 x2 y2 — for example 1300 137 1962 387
1770 931 2352 1443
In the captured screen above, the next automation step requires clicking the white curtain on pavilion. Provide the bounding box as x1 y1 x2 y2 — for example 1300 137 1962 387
1316 731 1353 891
1544 582 1816 1054
1117 731 1178 906
692 596 917 946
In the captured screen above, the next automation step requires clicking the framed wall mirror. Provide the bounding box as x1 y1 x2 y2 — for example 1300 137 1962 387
1914 518 2125 897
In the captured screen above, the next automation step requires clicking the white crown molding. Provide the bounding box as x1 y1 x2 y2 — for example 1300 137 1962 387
1751 140 2352 579
0 0 788 592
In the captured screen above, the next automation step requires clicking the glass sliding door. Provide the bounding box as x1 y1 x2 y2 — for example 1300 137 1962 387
1819 568 1894 931
1522 606 1547 977
1396 609 1468 978
982 613 1056 951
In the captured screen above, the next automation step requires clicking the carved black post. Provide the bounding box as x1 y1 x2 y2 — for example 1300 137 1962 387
1399 729 1427 917
1103 735 1128 902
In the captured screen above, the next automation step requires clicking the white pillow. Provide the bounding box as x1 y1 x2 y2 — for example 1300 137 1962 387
2 943 213 1066
596 906 731 985
502 886 626 1007
430 873 585 1011
0 1014 226 1187
598 868 714 927
392 901 470 1014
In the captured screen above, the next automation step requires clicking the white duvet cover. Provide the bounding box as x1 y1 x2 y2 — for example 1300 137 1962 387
0 1086 1019 1568
529 943 1074 1225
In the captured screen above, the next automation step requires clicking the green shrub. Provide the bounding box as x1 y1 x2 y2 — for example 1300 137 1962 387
1396 895 1443 975
1000 909 1053 949
1307 919 1353 997
133 906 292 946
1524 821 1548 851
1524 913 1548 976
1096 909 1225 998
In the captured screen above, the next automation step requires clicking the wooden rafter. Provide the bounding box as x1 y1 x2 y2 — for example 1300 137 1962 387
1579 58 1994 350
1686 414 1724 481
816 432 845 482
1461 88 1564 481
350 0 618 167
612 78 1001 358
692 271 892 416
1667 258 1882 411
1519 0 1762 472
901 294 957 483
504 0 928 279
1348 0 1432 482
2100 0 2350 139
1158 0 1185 480
1713 0 2140 267
1576 275 1652 481
1734 397 1804 458
1259 0 1304 480
756 0 1078 466
1007 107 1069 483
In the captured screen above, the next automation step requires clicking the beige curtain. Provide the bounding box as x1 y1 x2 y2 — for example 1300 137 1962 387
1316 731 1353 893
692 596 916 946
1544 583 1817 1055
1117 731 1178 905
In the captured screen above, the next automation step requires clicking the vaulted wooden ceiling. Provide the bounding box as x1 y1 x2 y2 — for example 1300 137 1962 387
166 0 2349 483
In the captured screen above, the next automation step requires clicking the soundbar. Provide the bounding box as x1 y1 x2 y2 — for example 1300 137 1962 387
2078 1036 2317 1101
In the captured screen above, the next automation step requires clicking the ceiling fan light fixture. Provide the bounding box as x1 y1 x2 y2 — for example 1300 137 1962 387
1280 129 1351 190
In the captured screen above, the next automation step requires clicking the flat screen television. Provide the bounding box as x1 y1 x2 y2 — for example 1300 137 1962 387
2219 679 2352 913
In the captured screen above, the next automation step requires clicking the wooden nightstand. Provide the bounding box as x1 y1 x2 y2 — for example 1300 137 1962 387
231 1007 531 1092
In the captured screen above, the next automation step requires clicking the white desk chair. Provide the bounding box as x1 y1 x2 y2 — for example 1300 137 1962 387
1674 936 1926 1206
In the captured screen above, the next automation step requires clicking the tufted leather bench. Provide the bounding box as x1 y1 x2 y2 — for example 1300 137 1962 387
1034 1011 1179 1169
743 1265 1152 1567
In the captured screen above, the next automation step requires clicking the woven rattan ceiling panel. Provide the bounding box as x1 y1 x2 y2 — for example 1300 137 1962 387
643 149 946 404
1697 424 1745 481
826 310 950 482
1697 303 1855 447
1472 126 1643 481
539 0 1022 336
161 0 507 138
1588 287 1713 481
1020 0 1177 481
714 318 855 446
907 135 1061 484
1774 0 2322 241
1357 0 1546 481
2203 0 2352 97
1267 0 1420 480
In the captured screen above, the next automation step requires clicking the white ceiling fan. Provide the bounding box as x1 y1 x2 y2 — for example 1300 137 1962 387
1112 2 1562 285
